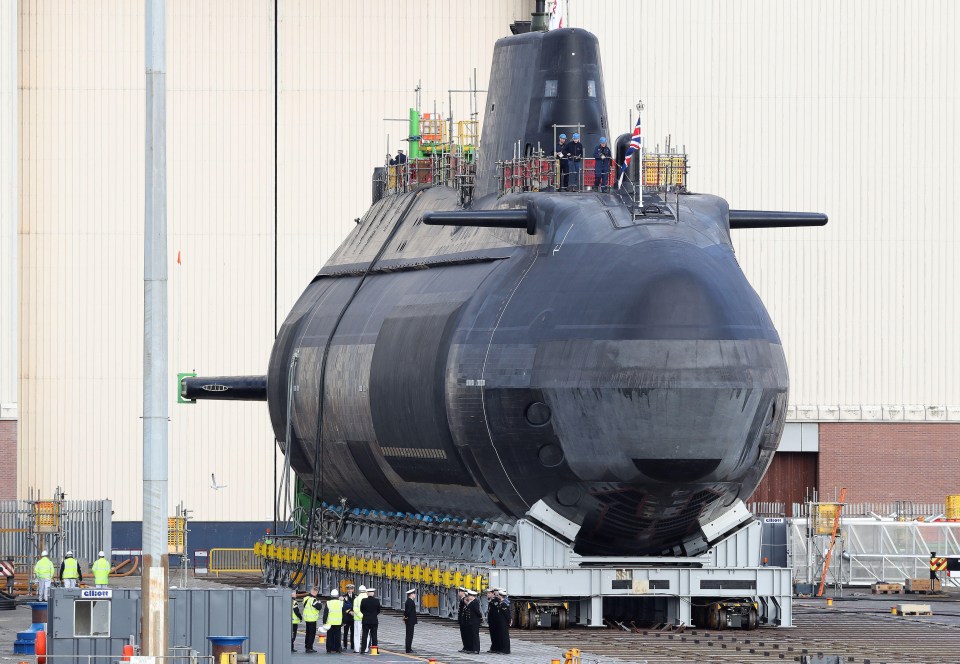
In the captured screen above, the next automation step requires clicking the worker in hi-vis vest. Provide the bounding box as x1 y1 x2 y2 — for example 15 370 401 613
59 550 82 588
352 584 366 651
291 590 303 652
301 586 322 653
34 549 54 600
91 551 110 588
322 589 344 653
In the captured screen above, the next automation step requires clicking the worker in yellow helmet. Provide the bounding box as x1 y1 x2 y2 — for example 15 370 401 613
34 549 54 601
59 550 82 589
91 551 110 588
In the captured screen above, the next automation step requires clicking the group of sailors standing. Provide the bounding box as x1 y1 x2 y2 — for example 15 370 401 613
457 586 512 655
555 132 613 192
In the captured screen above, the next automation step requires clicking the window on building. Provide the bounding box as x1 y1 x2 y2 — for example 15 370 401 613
587 80 597 98
74 600 111 637
544 80 558 97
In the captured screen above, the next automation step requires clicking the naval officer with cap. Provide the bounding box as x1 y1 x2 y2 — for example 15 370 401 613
403 588 418 653
342 583 357 651
464 589 483 654
494 588 511 654
359 586 381 653
456 587 470 651
486 588 502 653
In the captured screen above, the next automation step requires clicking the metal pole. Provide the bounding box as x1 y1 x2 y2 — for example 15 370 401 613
144 0 169 657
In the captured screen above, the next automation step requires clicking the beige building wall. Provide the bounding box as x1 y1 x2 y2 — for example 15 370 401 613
16 1 960 520
575 0 960 421
16 0 528 521
1 0 16 415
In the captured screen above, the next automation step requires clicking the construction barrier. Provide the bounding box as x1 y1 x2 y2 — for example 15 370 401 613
208 548 260 576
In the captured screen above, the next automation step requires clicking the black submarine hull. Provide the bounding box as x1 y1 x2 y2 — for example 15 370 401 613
266 185 788 556
181 26 822 557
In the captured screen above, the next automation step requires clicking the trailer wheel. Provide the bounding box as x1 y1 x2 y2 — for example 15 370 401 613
526 607 538 630
747 607 758 630
707 604 720 630
517 605 529 629
557 607 568 630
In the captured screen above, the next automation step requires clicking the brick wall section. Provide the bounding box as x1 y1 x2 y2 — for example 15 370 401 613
819 423 960 503
0 419 15 499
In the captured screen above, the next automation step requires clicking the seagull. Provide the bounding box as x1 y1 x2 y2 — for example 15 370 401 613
210 474 227 490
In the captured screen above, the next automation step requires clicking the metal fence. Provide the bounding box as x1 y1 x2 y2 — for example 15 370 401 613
209 548 260 576
791 501 947 519
0 500 111 573
789 517 960 587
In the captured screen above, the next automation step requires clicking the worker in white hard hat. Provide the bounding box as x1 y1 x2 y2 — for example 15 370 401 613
352 584 366 652
91 550 110 588
322 589 344 653
34 549 54 600
59 550 82 589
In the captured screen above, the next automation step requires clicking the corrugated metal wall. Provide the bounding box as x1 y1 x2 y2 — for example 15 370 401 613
15 0 528 521
573 0 960 415
1 0 16 415
16 1 960 521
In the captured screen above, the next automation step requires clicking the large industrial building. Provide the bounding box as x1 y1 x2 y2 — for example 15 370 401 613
1 0 958 547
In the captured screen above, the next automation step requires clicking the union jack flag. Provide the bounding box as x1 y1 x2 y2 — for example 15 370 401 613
618 116 642 186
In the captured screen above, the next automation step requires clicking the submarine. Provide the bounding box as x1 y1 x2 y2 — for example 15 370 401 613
183 18 826 557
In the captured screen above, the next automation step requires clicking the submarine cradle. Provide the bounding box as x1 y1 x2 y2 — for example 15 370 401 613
183 23 824 629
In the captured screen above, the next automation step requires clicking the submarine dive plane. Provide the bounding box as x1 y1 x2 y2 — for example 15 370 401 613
183 22 826 557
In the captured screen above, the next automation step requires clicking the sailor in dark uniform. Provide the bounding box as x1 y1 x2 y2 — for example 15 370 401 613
456 587 470 652
465 589 483 654
495 588 511 654
593 136 613 192
562 133 585 191
555 133 569 190
403 588 418 653
486 588 502 653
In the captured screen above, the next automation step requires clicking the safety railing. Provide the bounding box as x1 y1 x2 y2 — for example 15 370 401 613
380 151 476 201
20 655 216 664
496 156 615 195
208 548 260 576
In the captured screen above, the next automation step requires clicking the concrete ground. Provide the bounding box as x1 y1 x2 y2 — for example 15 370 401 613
4 579 960 663
0 575 630 664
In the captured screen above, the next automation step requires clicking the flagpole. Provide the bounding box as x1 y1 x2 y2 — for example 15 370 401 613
634 100 643 209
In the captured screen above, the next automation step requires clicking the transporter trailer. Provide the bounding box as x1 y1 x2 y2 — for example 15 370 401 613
256 500 792 629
